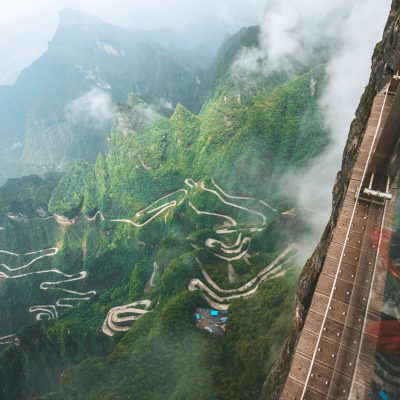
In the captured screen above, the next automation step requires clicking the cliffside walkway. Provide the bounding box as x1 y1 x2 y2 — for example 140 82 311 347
281 76 400 399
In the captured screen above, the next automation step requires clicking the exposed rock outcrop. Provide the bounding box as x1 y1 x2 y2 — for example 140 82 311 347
260 1 400 398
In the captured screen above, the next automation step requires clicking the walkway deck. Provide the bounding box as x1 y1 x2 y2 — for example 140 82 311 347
281 85 399 399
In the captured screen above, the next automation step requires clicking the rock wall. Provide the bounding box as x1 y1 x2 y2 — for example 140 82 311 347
260 1 400 398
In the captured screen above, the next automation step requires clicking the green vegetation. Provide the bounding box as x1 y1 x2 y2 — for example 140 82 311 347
0 9 209 185
48 164 90 217
0 22 329 400
57 273 297 400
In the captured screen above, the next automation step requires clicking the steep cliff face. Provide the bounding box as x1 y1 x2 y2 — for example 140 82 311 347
260 1 400 398
0 9 207 185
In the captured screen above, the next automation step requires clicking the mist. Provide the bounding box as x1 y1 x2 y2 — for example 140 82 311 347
0 0 267 85
292 0 390 238
0 0 391 253
235 0 391 256
66 88 114 129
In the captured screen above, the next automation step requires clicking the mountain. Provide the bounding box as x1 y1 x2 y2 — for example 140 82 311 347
0 8 207 185
0 19 329 396
0 0 396 396
197 25 260 104
127 27 215 69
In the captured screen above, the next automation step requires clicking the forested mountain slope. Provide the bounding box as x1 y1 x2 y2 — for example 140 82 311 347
0 8 207 185
0 43 328 398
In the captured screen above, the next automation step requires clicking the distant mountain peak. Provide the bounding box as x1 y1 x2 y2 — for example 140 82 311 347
58 7 109 30
59 7 87 21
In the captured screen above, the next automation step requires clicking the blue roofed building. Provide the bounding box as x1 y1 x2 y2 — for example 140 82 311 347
194 308 228 336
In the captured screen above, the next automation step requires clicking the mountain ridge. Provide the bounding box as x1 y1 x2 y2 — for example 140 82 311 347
0 8 211 185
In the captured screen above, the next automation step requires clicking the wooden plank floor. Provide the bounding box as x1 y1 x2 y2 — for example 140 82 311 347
281 87 398 400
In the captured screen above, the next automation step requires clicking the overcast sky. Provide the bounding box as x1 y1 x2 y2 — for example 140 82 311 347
0 0 267 85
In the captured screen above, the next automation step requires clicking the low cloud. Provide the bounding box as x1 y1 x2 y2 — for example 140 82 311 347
288 0 390 248
234 0 391 252
66 88 114 128
0 0 267 85
233 0 349 77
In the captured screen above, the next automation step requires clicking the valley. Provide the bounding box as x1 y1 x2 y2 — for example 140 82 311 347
0 60 322 396
0 4 345 400
0 176 294 339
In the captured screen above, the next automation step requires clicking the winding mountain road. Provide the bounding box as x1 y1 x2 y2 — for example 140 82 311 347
0 334 16 345
0 248 59 274
0 246 95 322
189 246 296 310
100 178 280 335
102 300 153 336
2 177 281 338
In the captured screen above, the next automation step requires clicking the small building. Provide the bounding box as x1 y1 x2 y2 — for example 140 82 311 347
194 308 229 336
379 390 389 400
